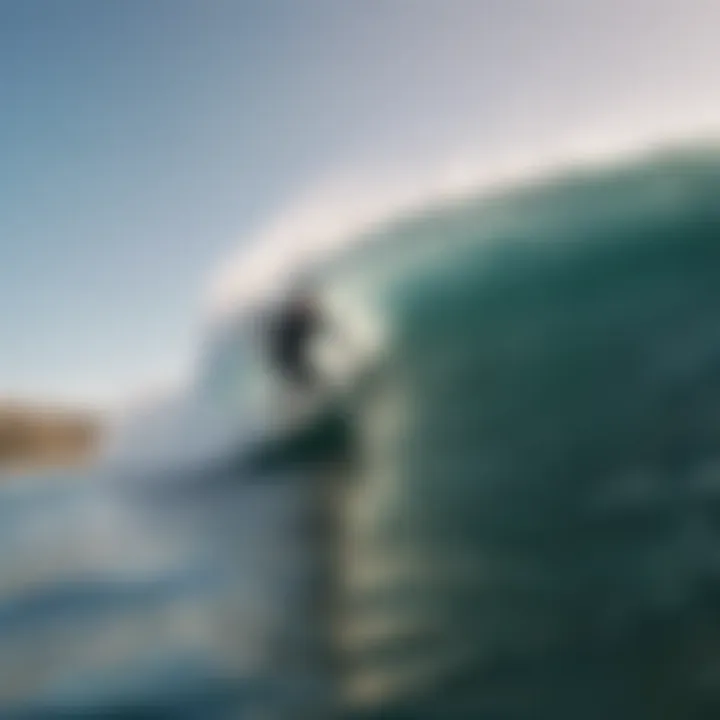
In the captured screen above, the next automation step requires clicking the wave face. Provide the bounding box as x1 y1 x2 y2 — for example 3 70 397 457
275 146 720 718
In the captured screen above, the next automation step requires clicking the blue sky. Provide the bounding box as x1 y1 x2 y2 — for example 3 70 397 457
1 0 720 405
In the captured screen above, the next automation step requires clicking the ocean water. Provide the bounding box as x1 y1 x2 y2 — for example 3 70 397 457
5 144 720 718
0 465 326 719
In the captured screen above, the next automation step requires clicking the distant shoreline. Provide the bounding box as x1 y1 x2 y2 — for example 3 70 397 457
0 403 102 474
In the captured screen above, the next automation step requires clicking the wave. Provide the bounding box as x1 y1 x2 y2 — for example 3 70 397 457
259 143 720 718
325 144 720 718
94 140 720 718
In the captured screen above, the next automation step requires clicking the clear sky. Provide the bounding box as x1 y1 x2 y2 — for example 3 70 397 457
2 0 720 405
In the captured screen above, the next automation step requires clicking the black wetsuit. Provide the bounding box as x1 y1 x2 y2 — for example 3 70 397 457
269 298 318 386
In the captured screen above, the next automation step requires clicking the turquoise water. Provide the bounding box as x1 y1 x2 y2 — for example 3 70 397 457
322 148 720 719
5 145 720 718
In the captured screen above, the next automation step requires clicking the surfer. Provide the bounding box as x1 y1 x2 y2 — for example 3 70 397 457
268 290 320 387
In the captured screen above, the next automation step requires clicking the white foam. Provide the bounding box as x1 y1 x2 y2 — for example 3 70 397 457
205 124 720 326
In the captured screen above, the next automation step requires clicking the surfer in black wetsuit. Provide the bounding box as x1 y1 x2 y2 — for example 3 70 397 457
268 291 319 387
241 288 352 478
